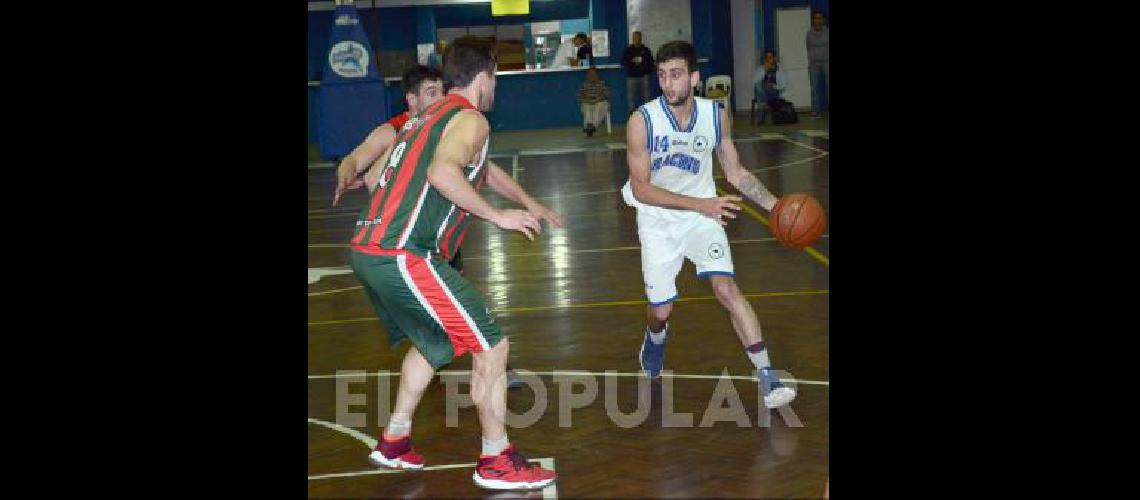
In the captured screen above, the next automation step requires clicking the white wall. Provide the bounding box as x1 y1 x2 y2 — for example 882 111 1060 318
627 0 692 55
730 0 756 112
775 7 812 108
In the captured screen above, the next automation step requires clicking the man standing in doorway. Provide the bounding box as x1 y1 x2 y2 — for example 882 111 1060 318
621 31 654 113
805 10 829 118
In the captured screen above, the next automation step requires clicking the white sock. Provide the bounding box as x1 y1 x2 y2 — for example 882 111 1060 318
385 415 412 438
745 341 780 387
481 434 510 456
648 323 668 344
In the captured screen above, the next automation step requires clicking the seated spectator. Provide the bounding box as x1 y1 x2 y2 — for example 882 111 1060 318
571 33 593 67
578 67 610 137
752 49 788 124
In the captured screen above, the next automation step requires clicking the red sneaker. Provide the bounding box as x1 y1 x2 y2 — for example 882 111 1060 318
472 445 557 490
367 436 424 470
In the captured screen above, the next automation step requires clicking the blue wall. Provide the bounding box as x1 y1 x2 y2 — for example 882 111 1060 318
484 66 629 131
593 0 626 67
434 0 589 27
308 7 418 80
308 0 753 146
690 0 734 80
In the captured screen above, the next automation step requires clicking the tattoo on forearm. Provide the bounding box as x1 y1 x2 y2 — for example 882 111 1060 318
738 172 778 209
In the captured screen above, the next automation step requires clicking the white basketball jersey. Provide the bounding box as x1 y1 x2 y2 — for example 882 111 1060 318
622 96 724 223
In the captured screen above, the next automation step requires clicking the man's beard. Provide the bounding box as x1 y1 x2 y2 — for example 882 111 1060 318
667 88 690 106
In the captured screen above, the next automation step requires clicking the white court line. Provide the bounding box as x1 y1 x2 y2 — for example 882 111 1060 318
517 146 588 156
539 458 558 499
308 417 378 449
308 285 364 297
307 140 826 221
750 153 827 172
309 207 361 215
307 370 829 386
306 457 558 494
308 462 473 481
505 150 825 201
308 162 335 170
309 267 356 284
310 212 361 220
307 235 828 257
306 236 829 294
512 154 519 180
735 134 786 142
781 136 829 155
307 417 559 496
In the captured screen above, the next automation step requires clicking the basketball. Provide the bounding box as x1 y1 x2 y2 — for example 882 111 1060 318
771 193 826 249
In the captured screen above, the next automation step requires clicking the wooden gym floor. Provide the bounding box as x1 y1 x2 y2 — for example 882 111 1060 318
307 129 830 498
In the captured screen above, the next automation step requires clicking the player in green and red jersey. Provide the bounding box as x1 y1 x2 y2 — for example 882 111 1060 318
350 37 563 491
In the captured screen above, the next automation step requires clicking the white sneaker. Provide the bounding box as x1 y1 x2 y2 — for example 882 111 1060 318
764 386 797 408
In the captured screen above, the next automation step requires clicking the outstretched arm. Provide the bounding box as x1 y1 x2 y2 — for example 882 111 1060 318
714 106 779 212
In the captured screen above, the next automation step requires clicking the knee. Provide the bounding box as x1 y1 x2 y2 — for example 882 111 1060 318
711 278 742 306
474 338 509 373
650 303 673 323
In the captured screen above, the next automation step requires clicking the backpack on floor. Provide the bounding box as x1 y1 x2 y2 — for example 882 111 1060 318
771 98 798 125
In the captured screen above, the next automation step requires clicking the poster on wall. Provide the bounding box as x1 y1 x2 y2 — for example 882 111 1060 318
417 43 434 65
590 29 609 58
317 3 388 159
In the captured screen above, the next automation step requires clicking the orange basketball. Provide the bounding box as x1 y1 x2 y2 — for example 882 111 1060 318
771 193 826 249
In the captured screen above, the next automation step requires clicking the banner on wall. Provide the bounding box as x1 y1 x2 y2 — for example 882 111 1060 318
317 4 389 159
590 29 609 57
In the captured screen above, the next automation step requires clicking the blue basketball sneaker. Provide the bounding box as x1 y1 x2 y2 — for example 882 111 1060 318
639 326 667 378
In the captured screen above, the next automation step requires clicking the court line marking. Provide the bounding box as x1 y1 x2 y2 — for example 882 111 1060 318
308 285 366 297
306 370 829 386
781 136 829 155
308 155 827 222
307 457 558 496
717 188 829 269
305 133 827 174
306 417 559 496
517 146 588 156
539 458 558 499
308 145 827 220
307 237 830 296
511 153 520 180
308 417 378 449
308 235 828 255
749 153 827 172
307 289 828 324
309 267 355 285
305 153 826 210
310 212 363 220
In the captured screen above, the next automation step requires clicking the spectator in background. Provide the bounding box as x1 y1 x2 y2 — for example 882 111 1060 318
621 31 654 113
806 10 829 118
571 32 593 67
578 67 610 137
752 50 787 124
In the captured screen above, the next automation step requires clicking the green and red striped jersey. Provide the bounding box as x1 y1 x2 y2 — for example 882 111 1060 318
351 93 490 262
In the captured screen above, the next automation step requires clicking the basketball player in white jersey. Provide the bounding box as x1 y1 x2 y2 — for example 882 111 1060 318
621 40 795 408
